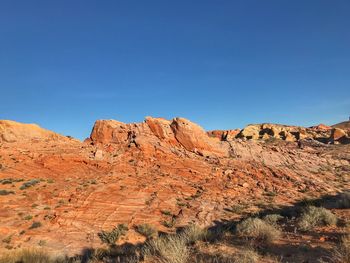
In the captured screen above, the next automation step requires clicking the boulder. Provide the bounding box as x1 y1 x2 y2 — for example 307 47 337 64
171 117 228 156
330 128 348 143
237 125 260 140
310 124 332 131
145 117 177 145
90 119 128 144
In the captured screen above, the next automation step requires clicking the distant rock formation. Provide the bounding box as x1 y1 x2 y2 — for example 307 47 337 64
332 120 350 130
2 118 349 147
236 123 349 144
90 117 229 157
89 119 350 148
0 116 349 255
207 129 240 141
0 120 67 143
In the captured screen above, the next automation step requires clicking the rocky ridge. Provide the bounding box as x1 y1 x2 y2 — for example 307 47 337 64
0 117 349 255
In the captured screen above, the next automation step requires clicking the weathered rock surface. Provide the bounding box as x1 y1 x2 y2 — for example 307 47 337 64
0 120 67 143
170 117 229 156
207 129 240 141
236 123 349 144
0 117 349 255
90 117 229 157
330 128 350 144
332 120 350 130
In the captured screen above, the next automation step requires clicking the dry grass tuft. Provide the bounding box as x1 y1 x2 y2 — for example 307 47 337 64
298 206 337 231
236 217 281 244
143 234 189 263
135 223 158 239
0 249 51 263
181 224 208 244
98 223 128 245
262 214 283 227
333 233 350 263
233 248 260 263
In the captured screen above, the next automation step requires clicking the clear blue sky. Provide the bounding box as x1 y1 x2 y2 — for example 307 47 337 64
0 1 349 139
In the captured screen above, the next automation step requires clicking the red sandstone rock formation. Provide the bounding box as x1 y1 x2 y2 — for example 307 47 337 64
0 117 349 255
90 117 229 157
0 120 68 143
207 129 240 141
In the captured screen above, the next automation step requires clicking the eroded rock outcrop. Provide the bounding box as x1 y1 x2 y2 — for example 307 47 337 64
0 117 349 255
90 117 229 156
330 128 350 144
170 117 228 156
207 129 240 141
0 120 66 143
236 123 349 144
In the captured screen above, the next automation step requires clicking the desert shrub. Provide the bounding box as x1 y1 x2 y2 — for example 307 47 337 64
161 210 173 216
0 189 15 195
24 215 33 220
0 178 23 184
98 224 128 245
29 221 42 229
0 249 51 263
194 255 235 263
20 179 40 190
1 179 13 185
135 224 158 239
162 217 177 228
335 192 350 209
143 234 189 263
300 197 319 207
2 235 12 244
262 214 283 227
47 179 54 183
298 206 337 231
233 248 260 263
181 224 208 244
333 233 350 263
236 217 281 243
226 204 246 214
38 240 47 246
